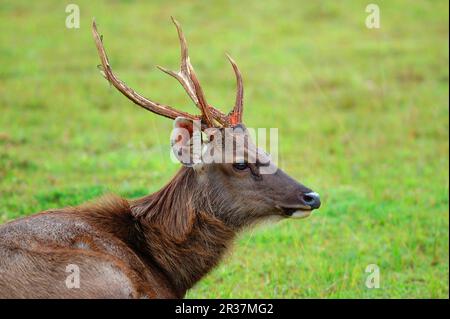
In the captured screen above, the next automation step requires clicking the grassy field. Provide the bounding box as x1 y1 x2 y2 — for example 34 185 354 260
0 0 448 298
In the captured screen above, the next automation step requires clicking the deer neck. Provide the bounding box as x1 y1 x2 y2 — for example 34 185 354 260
130 167 236 296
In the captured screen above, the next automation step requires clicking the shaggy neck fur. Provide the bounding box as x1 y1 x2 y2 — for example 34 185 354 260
130 167 236 297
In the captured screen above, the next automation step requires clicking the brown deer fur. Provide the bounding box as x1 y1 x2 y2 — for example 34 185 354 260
0 167 237 298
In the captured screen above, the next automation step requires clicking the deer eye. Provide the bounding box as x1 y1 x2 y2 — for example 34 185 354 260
233 162 248 170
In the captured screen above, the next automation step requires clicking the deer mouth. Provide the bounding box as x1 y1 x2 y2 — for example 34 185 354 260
278 206 312 219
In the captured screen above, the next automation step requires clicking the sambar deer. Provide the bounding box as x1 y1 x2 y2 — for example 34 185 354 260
0 18 321 298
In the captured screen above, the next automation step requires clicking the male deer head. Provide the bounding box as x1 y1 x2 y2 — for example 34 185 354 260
92 18 320 229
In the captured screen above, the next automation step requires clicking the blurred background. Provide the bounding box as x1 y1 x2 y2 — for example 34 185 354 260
0 0 448 298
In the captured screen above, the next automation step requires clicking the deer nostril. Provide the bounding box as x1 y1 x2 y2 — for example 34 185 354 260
302 192 321 209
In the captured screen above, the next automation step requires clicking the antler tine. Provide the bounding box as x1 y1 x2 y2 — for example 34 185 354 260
92 20 199 121
156 18 197 106
157 17 224 127
226 53 244 125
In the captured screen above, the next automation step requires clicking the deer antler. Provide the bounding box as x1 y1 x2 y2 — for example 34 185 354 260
226 54 244 125
92 20 202 122
92 18 244 128
157 17 222 127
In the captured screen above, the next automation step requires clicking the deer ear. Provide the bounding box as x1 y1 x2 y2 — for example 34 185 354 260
170 117 201 166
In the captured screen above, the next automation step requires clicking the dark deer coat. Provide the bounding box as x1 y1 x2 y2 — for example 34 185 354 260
0 168 235 298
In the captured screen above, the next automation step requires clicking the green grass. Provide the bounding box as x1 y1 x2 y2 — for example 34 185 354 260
0 0 448 298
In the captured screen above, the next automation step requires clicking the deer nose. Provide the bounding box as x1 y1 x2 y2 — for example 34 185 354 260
301 192 321 209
